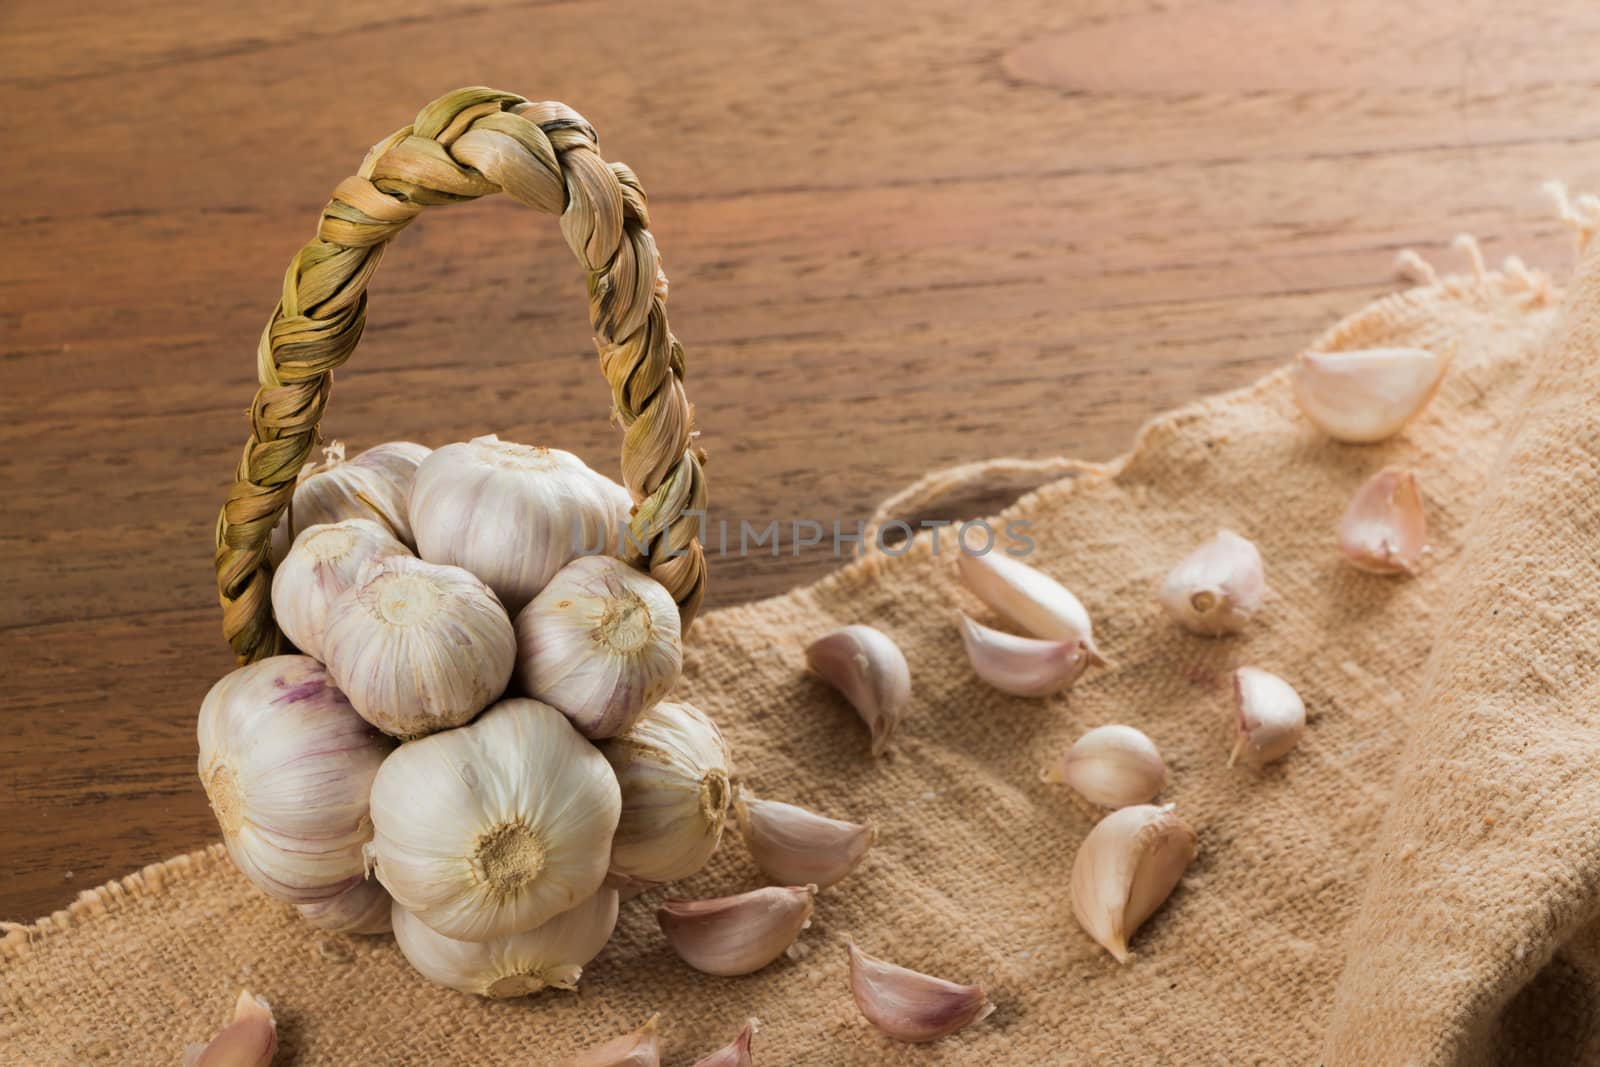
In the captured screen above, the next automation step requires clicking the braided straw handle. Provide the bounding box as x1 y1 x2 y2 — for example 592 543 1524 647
214 87 707 664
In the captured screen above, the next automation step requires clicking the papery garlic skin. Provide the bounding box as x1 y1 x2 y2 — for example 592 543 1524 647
1292 347 1450 443
183 989 276 1067
1043 724 1166 809
735 796 876 889
296 876 393 935
272 518 412 660
691 1019 757 1067
269 441 430 564
1158 530 1265 636
409 435 633 615
603 701 733 885
515 555 683 739
957 613 1093 697
955 550 1105 661
657 885 816 976
559 1016 663 1067
1070 803 1197 963
1231 667 1307 767
391 888 619 998
1338 467 1428 575
806 625 911 757
197 656 393 904
368 698 621 942
323 555 515 738
847 942 993 1044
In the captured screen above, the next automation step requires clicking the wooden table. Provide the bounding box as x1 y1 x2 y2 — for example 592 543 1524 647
3 0 1595 922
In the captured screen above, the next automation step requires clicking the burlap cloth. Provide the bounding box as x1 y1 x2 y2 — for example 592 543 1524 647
5 228 1599 1066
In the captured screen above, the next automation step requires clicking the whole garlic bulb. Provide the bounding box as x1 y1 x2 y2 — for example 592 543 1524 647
271 518 411 660
409 435 633 615
197 656 393 904
323 555 515 738
269 441 430 563
391 888 619 998
602 700 734 886
515 555 683 739
297 877 393 935
367 698 621 942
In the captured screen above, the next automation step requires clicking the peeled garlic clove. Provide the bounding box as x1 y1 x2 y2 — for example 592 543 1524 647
197 656 393 904
657 885 816 976
391 888 619 997
847 942 993 1043
269 440 431 564
368 698 621 942
806 625 911 757
323 555 515 738
271 518 411 660
957 613 1093 697
409 434 633 615
1338 467 1428 575
1042 724 1166 808
1070 803 1197 963
559 1016 663 1067
1230 666 1306 767
735 796 875 889
691 1019 757 1067
602 701 733 884
515 555 683 739
955 550 1105 662
184 989 277 1067
1158 529 1265 635
1292 346 1451 443
296 876 392 935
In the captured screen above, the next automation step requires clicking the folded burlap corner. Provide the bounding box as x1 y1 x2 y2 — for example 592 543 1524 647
3 222 1597 1066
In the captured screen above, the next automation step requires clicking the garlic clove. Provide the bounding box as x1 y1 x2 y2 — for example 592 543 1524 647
322 555 516 738
691 1019 757 1067
955 550 1106 662
296 876 392 935
957 613 1093 697
271 518 411 660
1291 346 1451 443
1338 467 1428 575
1042 724 1166 809
269 440 431 564
515 555 683 739
184 989 277 1067
805 625 911 757
368 698 621 942
1230 667 1307 767
657 885 816 976
559 1016 663 1067
392 888 618 998
1158 529 1265 636
735 796 876 890
603 701 734 885
846 942 993 1043
1070 803 1197 963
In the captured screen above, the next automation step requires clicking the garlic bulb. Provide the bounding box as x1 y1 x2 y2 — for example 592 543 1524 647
391 888 619 997
409 434 633 615
515 555 683 739
805 625 911 757
269 440 430 563
1292 346 1451 443
183 990 276 1067
1230 666 1306 767
847 942 993 1044
197 656 393 904
1042 724 1166 808
692 1020 757 1067
657 885 816 976
955 550 1105 661
735 796 876 889
1338 467 1428 575
602 700 733 885
272 518 412 660
323 555 515 738
296 877 393 935
560 1017 663 1067
367 698 621 942
957 613 1094 697
1070 803 1197 963
1158 529 1265 635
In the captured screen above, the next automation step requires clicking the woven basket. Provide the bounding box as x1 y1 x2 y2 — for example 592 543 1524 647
211 86 707 663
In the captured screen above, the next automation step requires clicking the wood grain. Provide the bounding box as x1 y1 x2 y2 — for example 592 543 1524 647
1 0 1595 920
